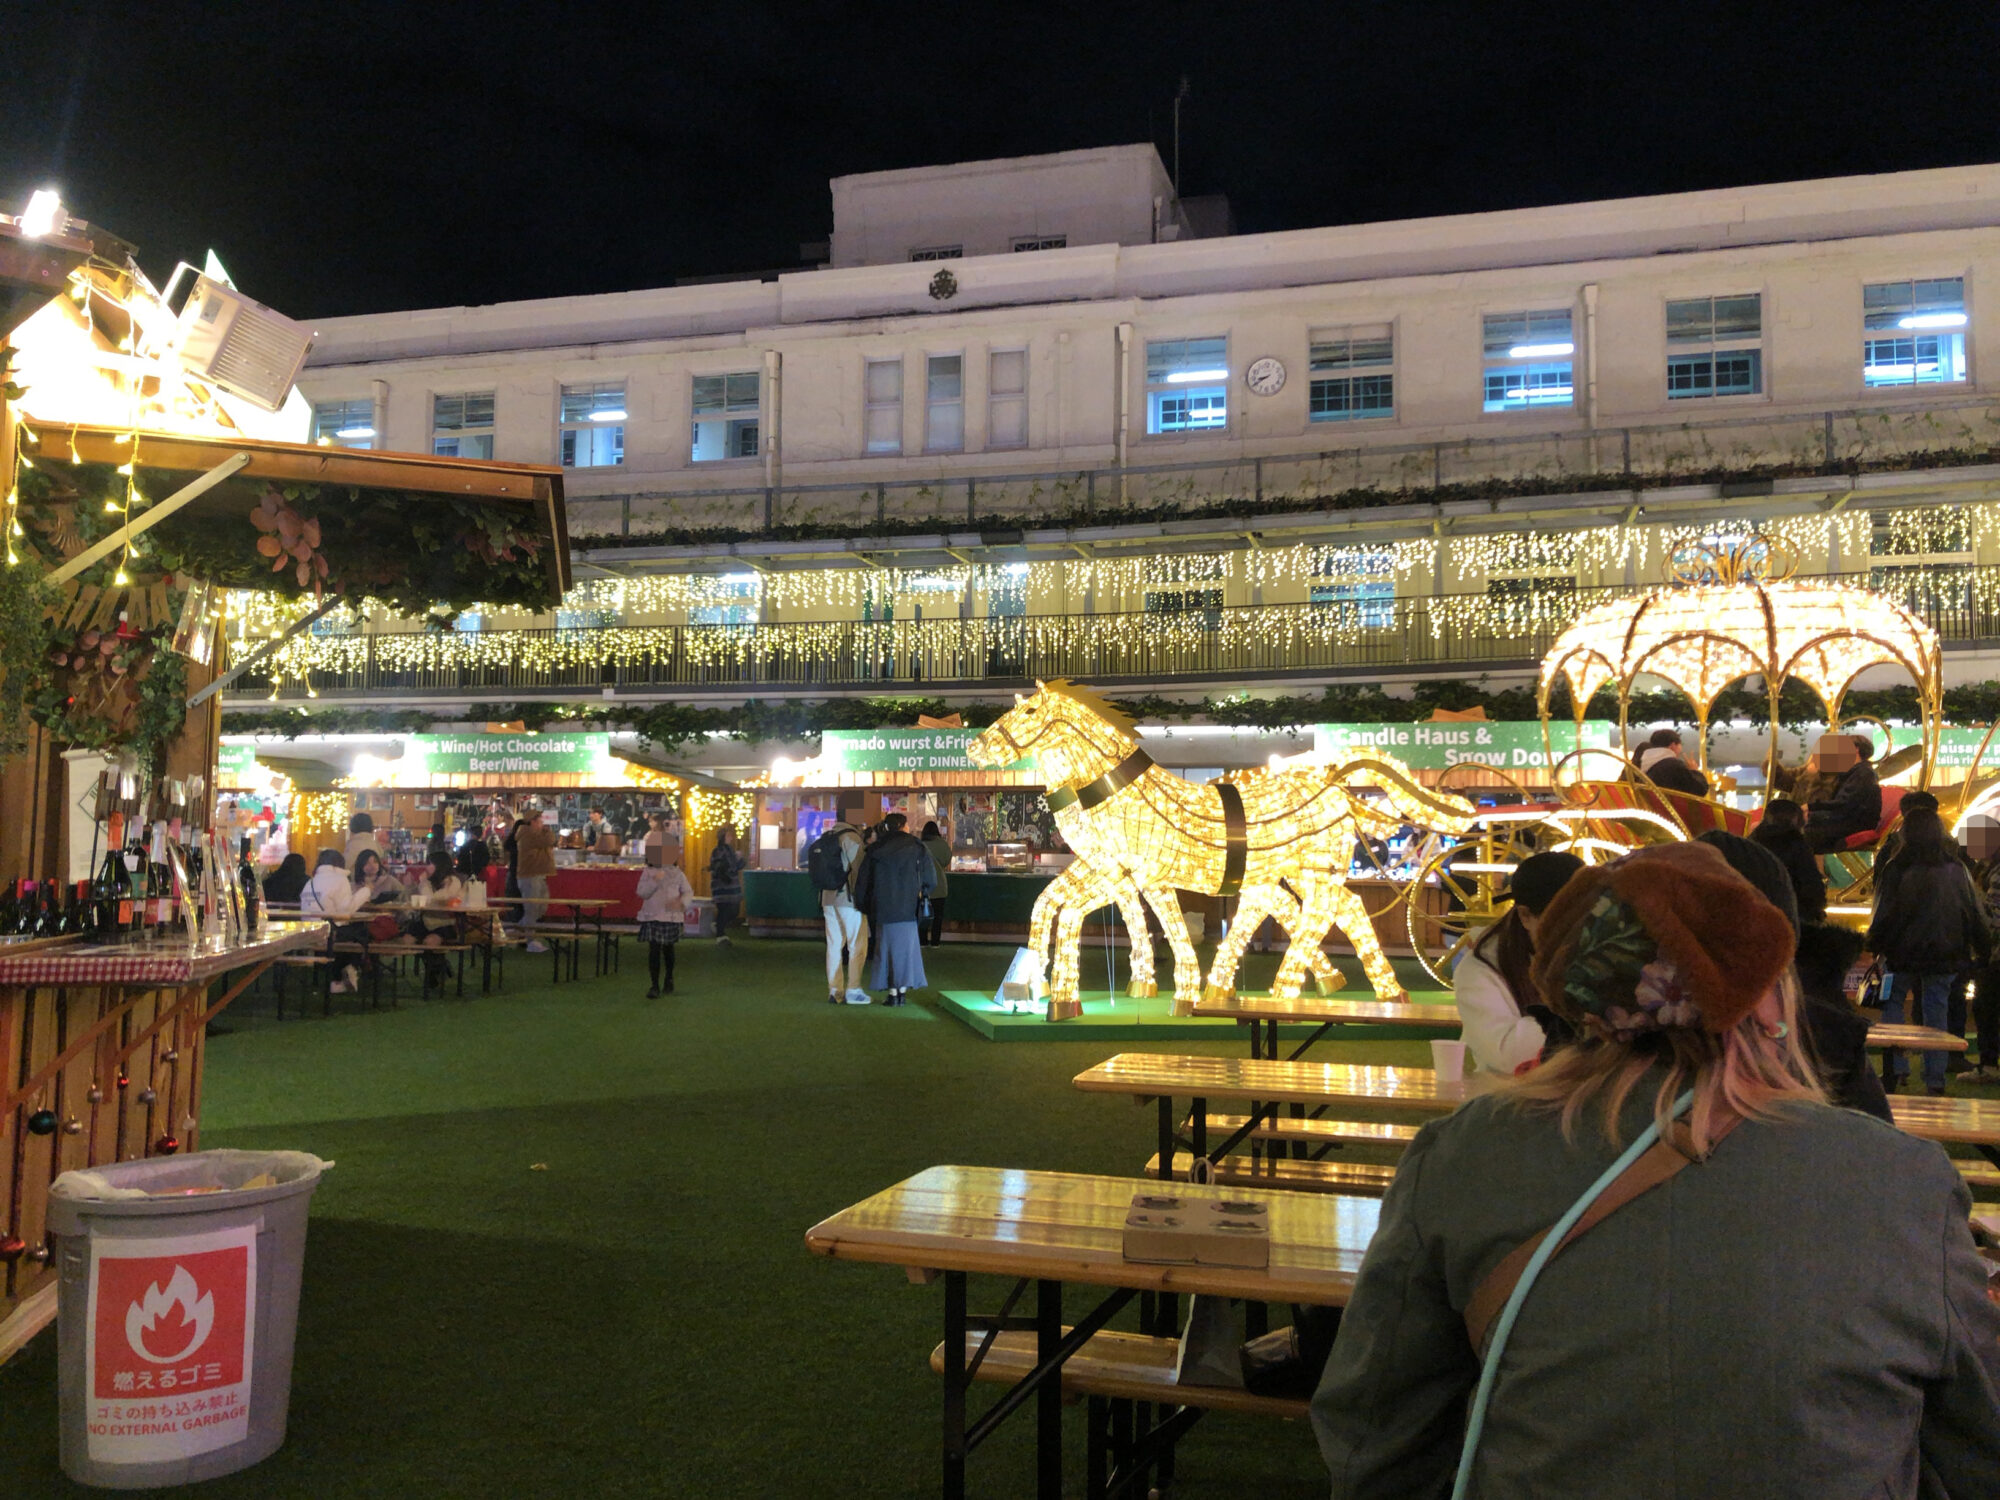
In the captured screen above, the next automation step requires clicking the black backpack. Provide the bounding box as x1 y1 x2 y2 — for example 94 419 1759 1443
806 829 850 892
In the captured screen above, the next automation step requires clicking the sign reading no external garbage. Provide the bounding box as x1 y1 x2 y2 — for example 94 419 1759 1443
817 729 1030 774
1312 720 1616 771
85 1226 257 1463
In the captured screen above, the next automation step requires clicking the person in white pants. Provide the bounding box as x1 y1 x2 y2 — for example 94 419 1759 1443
820 820 870 1004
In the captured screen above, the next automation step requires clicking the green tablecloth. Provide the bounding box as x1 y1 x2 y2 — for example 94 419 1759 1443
744 869 1053 924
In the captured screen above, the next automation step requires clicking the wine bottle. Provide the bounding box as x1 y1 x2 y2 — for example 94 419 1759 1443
239 838 264 934
13 882 36 936
31 883 57 938
57 881 80 935
0 882 18 937
75 879 97 937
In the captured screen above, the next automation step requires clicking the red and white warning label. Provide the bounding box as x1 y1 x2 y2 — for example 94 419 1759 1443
85 1226 257 1464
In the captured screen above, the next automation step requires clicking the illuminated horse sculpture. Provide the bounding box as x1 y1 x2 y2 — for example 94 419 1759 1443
969 681 1477 1008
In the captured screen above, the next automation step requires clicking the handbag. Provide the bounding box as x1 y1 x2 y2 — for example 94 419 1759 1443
368 913 401 942
1238 1305 1343 1398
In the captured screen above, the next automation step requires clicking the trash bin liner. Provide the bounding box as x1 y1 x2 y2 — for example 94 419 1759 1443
48 1150 331 1489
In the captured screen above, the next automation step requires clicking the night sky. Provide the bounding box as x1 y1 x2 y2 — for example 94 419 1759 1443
6 2 2000 320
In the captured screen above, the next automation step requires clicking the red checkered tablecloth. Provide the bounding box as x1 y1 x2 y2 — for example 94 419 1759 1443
0 922 328 988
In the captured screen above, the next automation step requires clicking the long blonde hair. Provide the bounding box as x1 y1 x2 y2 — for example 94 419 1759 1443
1502 971 1826 1153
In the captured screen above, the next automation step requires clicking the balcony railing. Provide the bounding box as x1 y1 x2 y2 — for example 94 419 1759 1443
232 567 2000 702
565 394 2000 545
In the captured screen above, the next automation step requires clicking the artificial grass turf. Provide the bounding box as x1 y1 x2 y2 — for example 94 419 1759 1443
0 937 1432 1500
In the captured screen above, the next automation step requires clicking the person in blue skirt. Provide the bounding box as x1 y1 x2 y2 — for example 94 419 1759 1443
852 813 936 1006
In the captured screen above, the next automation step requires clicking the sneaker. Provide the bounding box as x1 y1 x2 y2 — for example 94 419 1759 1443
328 981 350 995
645 986 660 999
1927 1083 1950 1097
716 936 732 947
1963 1064 2000 1082
844 989 872 1006
662 982 674 994
526 940 549 954
829 992 842 1006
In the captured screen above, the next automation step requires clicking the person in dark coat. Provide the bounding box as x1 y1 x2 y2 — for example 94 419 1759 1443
919 820 952 946
707 829 745 946
1867 806 1993 1094
1748 797 1826 923
1697 830 1888 1121
851 813 936 1006
1805 734 1882 852
1637 728 1710 798
261 852 309 905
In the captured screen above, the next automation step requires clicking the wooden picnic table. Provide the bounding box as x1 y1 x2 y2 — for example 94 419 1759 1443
805 1164 1377 1500
1189 994 1456 1059
1889 1094 2000 1169
1075 1053 1476 1177
482 895 620 980
1868 1024 1967 1054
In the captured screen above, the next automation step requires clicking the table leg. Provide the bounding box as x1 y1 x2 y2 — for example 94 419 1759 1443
1037 1280 1062 1500
1157 1096 1174 1181
943 1269 967 1500
1191 1097 1209 1166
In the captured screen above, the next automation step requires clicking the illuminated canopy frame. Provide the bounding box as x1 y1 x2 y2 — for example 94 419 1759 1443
1537 555 1942 793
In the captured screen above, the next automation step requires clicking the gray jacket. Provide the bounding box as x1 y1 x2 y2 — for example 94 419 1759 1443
1313 1084 2000 1498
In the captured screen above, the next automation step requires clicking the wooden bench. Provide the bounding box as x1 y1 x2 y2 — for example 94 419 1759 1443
330 940 472 1004
1199 1113 1421 1151
931 1328 1307 1500
1957 1160 2000 1196
1144 1151 1399 1198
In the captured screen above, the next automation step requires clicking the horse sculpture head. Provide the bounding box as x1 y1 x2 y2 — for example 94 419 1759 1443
969 680 1136 785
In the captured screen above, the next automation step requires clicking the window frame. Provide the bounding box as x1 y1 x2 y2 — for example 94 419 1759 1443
558 381 627 469
909 245 963 262
1480 308 1576 414
986 347 1028 450
689 575 760 630
1144 336 1230 437
924 353 964 453
431 391 495 459
311 398 375 450
1011 235 1067 252
1143 586 1226 631
863 358 904 456
1664 293 1764 402
1862 276 1969 389
1308 323 1396 424
690 370 761 464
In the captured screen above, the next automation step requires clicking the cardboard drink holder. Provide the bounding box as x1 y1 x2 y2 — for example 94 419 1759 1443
1122 1191 1271 1269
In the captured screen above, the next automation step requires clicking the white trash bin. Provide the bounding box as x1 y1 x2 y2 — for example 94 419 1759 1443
48 1150 331 1489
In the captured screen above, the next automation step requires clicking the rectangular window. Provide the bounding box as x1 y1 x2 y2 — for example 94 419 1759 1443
925 355 964 452
988 565 1029 617
690 576 759 628
1309 546 1396 627
909 245 963 261
431 392 495 458
555 608 619 631
559 382 626 468
1145 336 1229 434
1144 587 1225 630
1482 309 1574 412
1863 277 1967 386
1486 573 1578 602
453 612 483 633
863 359 903 454
1309 323 1395 422
1665 295 1762 399
1011 235 1066 252
987 349 1028 449
691 371 759 462
311 398 375 449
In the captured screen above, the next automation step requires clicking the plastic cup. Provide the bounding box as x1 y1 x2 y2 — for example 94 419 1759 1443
1430 1039 1468 1083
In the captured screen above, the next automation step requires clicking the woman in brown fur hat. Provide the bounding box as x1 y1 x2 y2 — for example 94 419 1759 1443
1313 842 2000 1498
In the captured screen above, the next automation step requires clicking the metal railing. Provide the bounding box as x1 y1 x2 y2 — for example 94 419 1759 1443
564 394 2000 544
231 566 2000 702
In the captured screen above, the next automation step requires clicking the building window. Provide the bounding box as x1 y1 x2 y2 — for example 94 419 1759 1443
690 575 759 628
1309 324 1394 422
691 372 759 462
1486 572 1578 603
1481 310 1574 412
864 359 903 454
987 349 1028 449
1011 235 1066 252
453 612 483 633
909 245 963 261
431 392 495 458
1144 587 1225 630
988 564 1029 618
555 608 619 631
1864 278 1968 387
311 398 374 449
1309 547 1396 626
925 355 964 452
1145 337 1229 435
559 382 625 468
1666 295 1762 399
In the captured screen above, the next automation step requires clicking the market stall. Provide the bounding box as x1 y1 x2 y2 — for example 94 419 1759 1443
0 204 571 1357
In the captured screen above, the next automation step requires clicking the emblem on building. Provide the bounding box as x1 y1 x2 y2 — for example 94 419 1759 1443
927 268 959 301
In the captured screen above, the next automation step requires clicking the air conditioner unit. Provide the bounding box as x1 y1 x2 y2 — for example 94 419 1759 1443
174 275 314 412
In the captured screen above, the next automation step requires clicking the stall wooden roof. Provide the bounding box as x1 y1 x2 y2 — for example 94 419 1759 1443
25 423 571 602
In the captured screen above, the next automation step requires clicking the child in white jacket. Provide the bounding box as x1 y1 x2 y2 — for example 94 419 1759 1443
636 847 695 997
1452 850 1584 1076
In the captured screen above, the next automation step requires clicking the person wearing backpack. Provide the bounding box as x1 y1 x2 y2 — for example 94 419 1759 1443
810 815 870 1005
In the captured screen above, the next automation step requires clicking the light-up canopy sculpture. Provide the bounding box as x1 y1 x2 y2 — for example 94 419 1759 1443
968 681 1475 1017
1537 537 1944 797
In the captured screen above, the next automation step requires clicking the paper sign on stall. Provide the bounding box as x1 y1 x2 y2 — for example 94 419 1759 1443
86 1226 257 1463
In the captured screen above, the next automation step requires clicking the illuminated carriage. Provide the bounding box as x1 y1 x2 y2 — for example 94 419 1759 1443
1405 538 1948 984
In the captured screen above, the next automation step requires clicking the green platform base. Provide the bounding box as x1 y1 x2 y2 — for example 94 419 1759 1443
936 988 1457 1042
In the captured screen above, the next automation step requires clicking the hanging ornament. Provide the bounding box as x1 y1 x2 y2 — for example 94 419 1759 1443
0 1235 25 1261
115 1071 129 1090
153 1135 179 1155
137 1088 156 1105
63 1118 82 1135
86 1084 104 1104
26 1109 57 1136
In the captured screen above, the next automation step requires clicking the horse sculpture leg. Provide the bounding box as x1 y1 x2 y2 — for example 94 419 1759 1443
1104 867 1159 997
1206 884 1346 1002
1314 870 1409 1003
1137 881 1205 1012
1029 861 1105 1006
